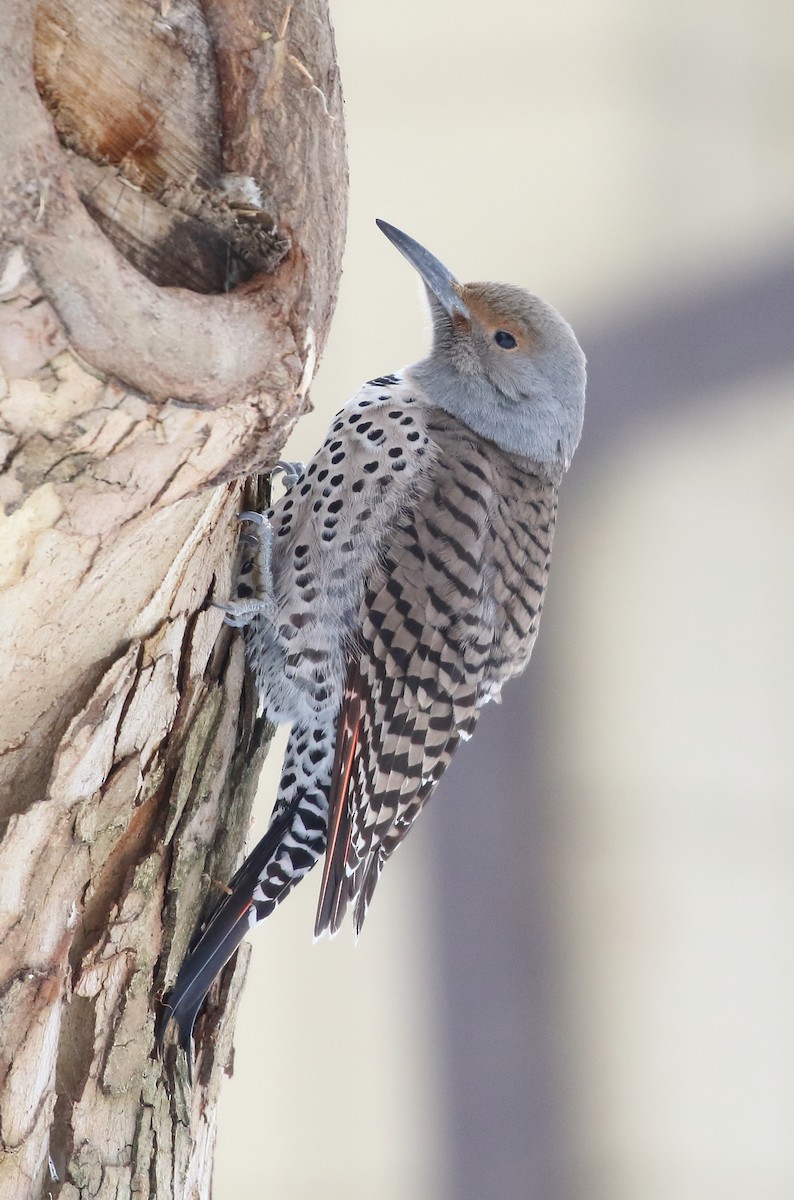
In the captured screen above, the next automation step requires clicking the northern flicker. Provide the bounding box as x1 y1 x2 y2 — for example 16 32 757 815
160 220 586 1050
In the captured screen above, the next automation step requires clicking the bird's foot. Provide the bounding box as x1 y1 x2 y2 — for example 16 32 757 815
213 595 276 627
218 511 278 625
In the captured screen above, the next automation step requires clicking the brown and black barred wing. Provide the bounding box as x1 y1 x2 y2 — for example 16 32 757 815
314 415 559 938
313 584 471 939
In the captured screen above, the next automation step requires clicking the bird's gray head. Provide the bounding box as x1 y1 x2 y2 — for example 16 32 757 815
377 219 586 468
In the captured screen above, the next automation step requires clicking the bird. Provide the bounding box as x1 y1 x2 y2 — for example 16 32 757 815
159 218 586 1053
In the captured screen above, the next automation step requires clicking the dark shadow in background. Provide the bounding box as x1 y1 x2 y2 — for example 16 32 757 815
424 248 794 1200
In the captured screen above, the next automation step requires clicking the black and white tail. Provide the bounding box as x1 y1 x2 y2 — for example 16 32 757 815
158 721 332 1054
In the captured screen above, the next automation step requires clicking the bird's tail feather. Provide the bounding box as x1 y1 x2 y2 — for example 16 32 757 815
157 804 297 1055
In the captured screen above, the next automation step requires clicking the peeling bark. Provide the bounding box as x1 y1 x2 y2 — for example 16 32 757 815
0 0 346 1195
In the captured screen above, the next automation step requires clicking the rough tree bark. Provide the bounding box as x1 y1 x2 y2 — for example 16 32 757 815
0 1 346 1195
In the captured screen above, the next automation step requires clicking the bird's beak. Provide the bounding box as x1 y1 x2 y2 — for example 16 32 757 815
376 219 470 322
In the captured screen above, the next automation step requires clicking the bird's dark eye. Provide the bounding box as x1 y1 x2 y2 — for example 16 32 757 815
494 330 517 349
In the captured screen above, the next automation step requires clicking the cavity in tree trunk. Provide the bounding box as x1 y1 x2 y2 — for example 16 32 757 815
0 1 347 1195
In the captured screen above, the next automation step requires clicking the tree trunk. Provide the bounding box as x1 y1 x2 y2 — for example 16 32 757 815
0 1 346 1195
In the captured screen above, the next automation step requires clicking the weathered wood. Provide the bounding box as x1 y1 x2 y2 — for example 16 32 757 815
0 0 346 1194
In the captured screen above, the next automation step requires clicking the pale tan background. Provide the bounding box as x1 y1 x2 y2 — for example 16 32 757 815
216 2 794 1197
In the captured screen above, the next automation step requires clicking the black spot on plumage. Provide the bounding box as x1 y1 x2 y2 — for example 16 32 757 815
303 587 318 602
388 410 402 419
329 440 342 452
385 750 414 778
392 460 407 471
300 648 327 664
388 446 403 459
333 421 344 432
367 429 384 441
288 847 315 874
331 474 344 486
308 746 326 766
301 805 326 834
300 484 311 496
308 463 317 476
322 486 332 498
240 558 254 575
295 544 309 557
313 500 323 513
410 724 432 746
425 582 453 615
366 605 385 629
374 623 394 652
283 498 294 510
323 516 338 530
277 525 290 537
237 582 253 598
280 772 296 789
352 480 365 493
318 469 328 482
331 452 345 464
357 420 372 433
296 573 312 587
402 615 424 638
322 530 336 542
407 431 420 442
460 712 478 735
363 461 378 474
410 639 442 669
328 498 343 513
386 644 412 672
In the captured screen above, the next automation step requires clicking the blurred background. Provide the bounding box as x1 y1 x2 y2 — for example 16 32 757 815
216 2 794 1197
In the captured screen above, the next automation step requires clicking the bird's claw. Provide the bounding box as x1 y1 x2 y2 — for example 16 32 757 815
213 596 276 627
272 460 306 490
